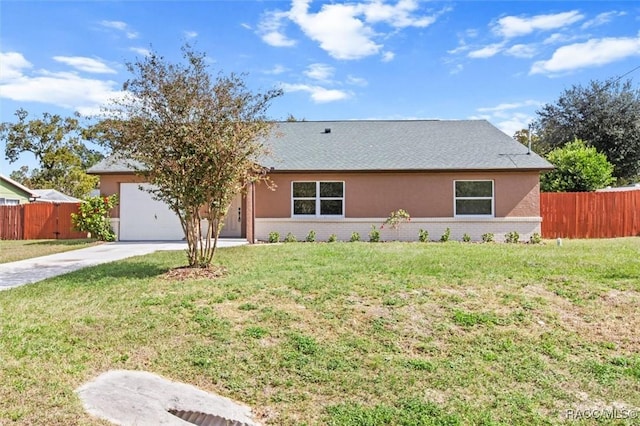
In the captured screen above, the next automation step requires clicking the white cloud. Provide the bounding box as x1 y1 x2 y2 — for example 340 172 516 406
53 56 117 74
543 33 578 45
531 35 640 75
289 0 381 60
259 0 444 60
474 101 541 136
347 75 368 86
280 82 350 103
258 10 297 47
381 51 395 62
240 23 252 30
263 64 288 75
129 47 151 57
304 63 334 81
184 30 198 39
493 11 584 38
449 64 463 75
504 44 537 58
581 11 626 29
0 52 33 81
0 51 123 115
100 20 139 39
494 113 534 137
477 100 541 114
468 43 504 59
362 0 438 28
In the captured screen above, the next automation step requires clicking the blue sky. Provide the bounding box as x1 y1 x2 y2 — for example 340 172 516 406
1 0 640 176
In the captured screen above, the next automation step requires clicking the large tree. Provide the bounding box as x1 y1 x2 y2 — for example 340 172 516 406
1 109 102 198
534 79 640 182
95 45 282 268
541 139 615 192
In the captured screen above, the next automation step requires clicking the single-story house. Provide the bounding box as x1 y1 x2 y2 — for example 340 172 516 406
88 120 553 242
0 174 39 205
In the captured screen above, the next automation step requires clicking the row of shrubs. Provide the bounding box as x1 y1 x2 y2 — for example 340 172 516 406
268 228 543 244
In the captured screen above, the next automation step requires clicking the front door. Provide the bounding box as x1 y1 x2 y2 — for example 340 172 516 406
219 194 242 238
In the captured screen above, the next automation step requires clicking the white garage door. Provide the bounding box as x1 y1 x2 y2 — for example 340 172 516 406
119 183 184 241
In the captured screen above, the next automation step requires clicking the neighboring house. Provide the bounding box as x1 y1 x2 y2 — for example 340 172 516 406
596 183 640 192
31 189 82 203
0 174 39 205
88 120 553 242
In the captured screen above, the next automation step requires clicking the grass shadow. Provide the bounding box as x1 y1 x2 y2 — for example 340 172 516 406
26 239 97 247
43 259 176 288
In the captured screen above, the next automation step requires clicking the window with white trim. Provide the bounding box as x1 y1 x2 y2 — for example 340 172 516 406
0 198 20 206
292 181 344 217
454 180 494 216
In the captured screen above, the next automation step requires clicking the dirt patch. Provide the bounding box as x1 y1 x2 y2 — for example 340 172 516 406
164 266 227 281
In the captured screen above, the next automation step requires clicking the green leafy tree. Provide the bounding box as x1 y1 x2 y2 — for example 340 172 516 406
512 128 550 154
95 44 282 268
534 79 640 181
1 108 102 198
541 139 615 192
71 194 118 241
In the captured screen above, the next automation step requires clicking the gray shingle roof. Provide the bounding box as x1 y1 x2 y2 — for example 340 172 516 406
88 120 552 173
264 120 552 171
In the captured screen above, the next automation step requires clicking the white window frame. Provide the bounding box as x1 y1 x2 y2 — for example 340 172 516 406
291 181 345 218
454 180 494 217
0 198 20 206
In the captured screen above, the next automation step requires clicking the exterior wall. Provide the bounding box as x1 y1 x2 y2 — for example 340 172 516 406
254 171 542 242
256 171 541 218
100 173 249 240
0 179 31 204
255 217 541 243
99 174 146 217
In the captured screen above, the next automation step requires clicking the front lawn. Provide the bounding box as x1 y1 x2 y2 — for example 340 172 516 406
1 239 639 425
0 239 100 264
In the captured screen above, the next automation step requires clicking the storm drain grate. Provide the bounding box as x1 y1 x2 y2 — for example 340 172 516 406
168 409 252 426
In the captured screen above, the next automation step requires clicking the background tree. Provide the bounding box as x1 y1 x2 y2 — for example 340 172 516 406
541 139 615 192
512 127 549 154
533 79 640 182
1 108 102 198
96 45 282 268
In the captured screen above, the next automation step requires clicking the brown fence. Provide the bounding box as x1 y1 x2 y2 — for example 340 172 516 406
0 203 88 240
541 190 640 238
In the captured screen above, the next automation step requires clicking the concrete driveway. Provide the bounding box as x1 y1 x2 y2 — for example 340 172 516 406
0 239 247 291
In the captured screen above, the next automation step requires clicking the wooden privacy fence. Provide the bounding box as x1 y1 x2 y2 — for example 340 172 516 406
541 190 640 239
0 203 87 240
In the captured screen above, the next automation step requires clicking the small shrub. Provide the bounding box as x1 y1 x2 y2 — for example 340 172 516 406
462 233 471 242
71 194 118 241
482 232 494 243
328 234 337 243
382 209 411 230
369 225 381 242
529 232 542 244
440 227 450 242
418 229 429 242
284 232 297 243
505 231 520 244
350 232 361 242
305 230 316 242
268 231 280 243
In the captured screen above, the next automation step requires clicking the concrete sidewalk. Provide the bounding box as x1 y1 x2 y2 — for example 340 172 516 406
0 240 247 291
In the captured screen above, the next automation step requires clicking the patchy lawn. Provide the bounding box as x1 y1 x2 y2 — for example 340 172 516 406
0 239 100 264
1 239 639 425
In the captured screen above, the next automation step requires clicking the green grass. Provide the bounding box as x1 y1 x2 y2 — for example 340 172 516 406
1 238 639 425
0 239 100 263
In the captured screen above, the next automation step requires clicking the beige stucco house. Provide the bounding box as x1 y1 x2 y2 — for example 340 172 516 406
88 120 553 242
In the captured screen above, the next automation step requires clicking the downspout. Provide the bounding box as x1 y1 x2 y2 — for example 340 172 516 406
251 181 256 244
